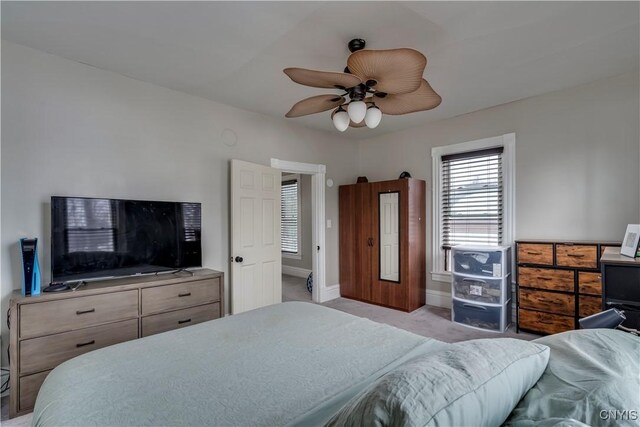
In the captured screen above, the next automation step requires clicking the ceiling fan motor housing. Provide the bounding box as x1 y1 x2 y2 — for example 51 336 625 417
348 38 366 53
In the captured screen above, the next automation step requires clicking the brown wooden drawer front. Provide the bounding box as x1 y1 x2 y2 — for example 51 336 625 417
579 296 602 318
20 319 138 376
519 309 574 335
518 243 553 265
141 303 220 337
19 370 50 412
519 288 574 315
578 272 602 296
20 290 139 339
518 267 574 292
141 279 220 315
556 244 597 268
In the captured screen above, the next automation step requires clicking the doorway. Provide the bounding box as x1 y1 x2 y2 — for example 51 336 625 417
271 158 326 304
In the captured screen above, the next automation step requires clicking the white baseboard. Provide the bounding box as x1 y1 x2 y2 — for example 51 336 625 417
320 284 340 303
426 289 452 309
282 265 311 278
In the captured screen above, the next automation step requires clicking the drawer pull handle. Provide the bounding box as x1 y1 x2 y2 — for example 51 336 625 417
178 292 192 297
178 318 192 324
527 251 542 255
536 277 552 281
462 278 486 284
462 304 487 311
76 340 95 348
567 254 585 258
76 308 95 315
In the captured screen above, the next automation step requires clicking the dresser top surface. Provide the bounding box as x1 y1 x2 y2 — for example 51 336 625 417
11 268 223 304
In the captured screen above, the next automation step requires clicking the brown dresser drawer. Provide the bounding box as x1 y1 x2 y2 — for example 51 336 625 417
579 296 602 318
519 309 574 335
19 370 50 412
578 272 602 296
141 279 220 315
518 267 574 292
141 302 220 337
556 244 597 268
20 290 139 339
517 243 553 265
519 288 574 314
20 319 138 375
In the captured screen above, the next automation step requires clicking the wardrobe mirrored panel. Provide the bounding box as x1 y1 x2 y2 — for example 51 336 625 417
379 192 400 282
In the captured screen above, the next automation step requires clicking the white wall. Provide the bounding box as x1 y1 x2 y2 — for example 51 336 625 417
358 71 640 300
0 41 360 364
282 174 312 272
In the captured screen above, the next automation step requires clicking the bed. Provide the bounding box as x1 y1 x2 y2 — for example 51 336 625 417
32 302 639 426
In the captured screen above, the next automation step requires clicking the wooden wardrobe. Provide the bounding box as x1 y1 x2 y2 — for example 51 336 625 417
339 178 426 312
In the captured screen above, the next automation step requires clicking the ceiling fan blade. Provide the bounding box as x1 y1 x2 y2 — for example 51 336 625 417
283 68 362 90
285 94 345 118
373 79 441 115
347 48 426 95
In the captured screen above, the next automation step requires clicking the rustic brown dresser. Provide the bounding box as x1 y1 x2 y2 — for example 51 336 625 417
8 269 223 418
515 240 619 335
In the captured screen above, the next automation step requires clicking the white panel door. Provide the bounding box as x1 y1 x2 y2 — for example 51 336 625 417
231 159 282 314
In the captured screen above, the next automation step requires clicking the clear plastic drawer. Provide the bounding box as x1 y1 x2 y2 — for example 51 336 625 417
452 273 511 305
452 246 511 278
452 298 511 333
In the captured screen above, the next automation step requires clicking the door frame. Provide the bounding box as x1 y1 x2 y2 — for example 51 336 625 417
271 158 327 303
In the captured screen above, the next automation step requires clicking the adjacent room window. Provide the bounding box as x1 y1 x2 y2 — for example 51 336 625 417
281 174 301 257
432 134 515 280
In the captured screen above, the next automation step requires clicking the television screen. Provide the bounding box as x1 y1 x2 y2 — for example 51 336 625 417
51 196 202 281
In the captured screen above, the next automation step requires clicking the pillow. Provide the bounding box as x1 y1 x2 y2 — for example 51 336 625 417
325 338 549 427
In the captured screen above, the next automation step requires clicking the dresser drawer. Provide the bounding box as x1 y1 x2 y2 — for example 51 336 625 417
518 267 574 292
20 290 138 339
519 309 574 335
517 243 553 265
579 296 602 318
578 272 602 296
20 319 138 375
519 288 574 314
19 370 50 412
141 302 220 337
141 278 220 315
556 244 597 268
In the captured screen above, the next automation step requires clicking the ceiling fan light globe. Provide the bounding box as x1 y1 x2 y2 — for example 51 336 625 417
332 110 350 132
365 106 382 129
348 101 367 123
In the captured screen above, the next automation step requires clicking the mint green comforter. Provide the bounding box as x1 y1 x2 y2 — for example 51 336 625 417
33 302 448 426
505 329 640 427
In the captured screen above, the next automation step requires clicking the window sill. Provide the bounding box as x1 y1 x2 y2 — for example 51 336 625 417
431 271 451 283
282 252 302 260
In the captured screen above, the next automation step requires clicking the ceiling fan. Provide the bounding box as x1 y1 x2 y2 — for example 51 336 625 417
284 38 441 132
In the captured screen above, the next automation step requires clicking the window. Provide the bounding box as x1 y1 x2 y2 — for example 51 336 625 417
432 134 515 280
281 175 301 256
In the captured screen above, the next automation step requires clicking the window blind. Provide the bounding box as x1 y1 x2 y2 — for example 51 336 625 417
441 147 504 249
281 179 299 253
65 198 116 253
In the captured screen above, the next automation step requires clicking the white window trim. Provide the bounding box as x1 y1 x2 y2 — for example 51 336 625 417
281 173 302 260
431 133 516 283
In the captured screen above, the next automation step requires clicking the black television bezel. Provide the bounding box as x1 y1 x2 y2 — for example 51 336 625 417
50 195 202 282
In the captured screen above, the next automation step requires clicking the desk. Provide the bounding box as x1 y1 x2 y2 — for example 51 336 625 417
600 247 640 328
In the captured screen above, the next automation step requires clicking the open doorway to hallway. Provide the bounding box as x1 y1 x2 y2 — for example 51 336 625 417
281 173 312 302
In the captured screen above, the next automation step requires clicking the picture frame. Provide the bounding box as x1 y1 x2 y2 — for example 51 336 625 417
620 224 640 258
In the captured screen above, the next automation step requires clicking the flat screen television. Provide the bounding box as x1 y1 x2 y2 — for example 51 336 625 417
51 196 202 282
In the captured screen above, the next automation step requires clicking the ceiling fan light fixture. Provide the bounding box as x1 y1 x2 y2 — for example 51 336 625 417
364 105 382 129
332 107 350 132
348 100 367 123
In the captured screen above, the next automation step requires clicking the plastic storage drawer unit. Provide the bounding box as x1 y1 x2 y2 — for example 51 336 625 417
452 246 512 278
452 298 512 333
452 273 512 305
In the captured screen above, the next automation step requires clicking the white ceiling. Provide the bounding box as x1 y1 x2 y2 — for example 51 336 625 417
2 1 639 139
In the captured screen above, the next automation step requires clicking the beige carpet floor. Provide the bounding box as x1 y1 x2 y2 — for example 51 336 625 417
1 276 538 424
